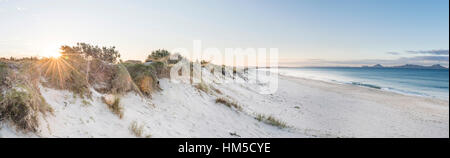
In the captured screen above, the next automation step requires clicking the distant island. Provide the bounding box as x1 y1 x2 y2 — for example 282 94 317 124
362 64 448 70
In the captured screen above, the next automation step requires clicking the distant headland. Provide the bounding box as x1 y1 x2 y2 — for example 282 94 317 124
362 64 448 70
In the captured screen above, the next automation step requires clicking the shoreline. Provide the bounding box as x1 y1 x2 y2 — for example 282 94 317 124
269 67 449 101
262 74 449 137
279 74 449 105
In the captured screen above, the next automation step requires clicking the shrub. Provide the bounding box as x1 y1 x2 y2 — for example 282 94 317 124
151 61 169 78
147 49 170 60
67 70 92 98
124 60 142 64
66 43 121 63
0 60 53 133
138 76 154 96
215 97 242 111
200 60 210 67
111 64 140 95
38 56 92 99
124 63 159 96
0 85 53 133
255 114 288 129
86 59 115 93
87 60 140 96
168 54 183 65
0 62 9 86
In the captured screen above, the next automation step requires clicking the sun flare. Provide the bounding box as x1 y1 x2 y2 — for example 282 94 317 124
44 51 62 58
42 45 63 58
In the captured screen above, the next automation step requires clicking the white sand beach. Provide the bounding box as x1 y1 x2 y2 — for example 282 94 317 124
0 68 448 138
253 75 449 137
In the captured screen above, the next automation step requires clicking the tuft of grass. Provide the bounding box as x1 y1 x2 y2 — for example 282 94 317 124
194 82 210 94
81 99 91 106
255 114 288 129
211 86 222 95
200 60 210 67
130 121 145 137
215 97 242 111
67 70 92 99
103 96 124 119
111 97 123 119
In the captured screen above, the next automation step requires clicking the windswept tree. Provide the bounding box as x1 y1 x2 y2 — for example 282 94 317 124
61 43 121 63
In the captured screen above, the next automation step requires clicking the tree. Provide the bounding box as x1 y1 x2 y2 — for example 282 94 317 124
61 43 121 63
147 49 170 61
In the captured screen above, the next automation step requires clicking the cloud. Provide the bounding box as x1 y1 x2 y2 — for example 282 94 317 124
280 55 449 67
16 7 26 11
407 49 449 55
386 50 449 56
400 56 449 62
386 52 401 55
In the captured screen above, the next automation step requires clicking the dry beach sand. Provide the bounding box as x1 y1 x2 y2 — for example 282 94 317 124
1 69 448 138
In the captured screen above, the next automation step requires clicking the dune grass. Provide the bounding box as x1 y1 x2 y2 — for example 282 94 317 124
255 114 288 129
211 86 222 95
111 97 124 119
195 82 210 94
102 96 124 119
130 121 144 137
130 121 151 138
0 61 54 133
81 99 91 106
215 97 242 111
0 85 53 133
0 62 9 85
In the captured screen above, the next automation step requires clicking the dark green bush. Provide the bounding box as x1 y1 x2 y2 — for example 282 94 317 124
147 49 170 60
123 63 159 96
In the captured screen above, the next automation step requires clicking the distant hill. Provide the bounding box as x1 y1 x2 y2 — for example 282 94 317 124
363 64 448 70
392 64 448 69
373 64 384 68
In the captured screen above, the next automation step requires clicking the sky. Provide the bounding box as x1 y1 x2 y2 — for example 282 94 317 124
0 0 449 67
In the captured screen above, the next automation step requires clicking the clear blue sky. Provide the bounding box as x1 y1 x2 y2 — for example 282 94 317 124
0 0 448 66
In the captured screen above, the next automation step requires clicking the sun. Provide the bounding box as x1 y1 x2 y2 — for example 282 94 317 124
43 51 62 58
42 45 63 58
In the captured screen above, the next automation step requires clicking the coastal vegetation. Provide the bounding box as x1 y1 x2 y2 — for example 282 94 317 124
0 43 251 135
255 114 288 129
0 43 181 133
215 97 243 111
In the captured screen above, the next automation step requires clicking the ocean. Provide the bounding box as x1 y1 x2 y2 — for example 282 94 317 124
273 67 449 100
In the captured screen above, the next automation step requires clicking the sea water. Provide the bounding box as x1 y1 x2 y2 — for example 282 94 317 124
273 67 449 100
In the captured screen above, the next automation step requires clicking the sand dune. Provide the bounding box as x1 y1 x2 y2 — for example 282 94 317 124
1 69 448 138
